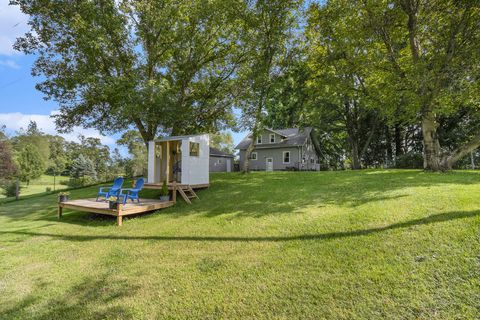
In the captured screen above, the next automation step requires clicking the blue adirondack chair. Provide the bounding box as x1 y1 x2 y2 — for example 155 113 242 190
96 177 124 202
119 177 145 205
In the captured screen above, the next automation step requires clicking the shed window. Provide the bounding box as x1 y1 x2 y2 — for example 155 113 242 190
310 158 315 164
283 151 290 164
256 135 262 144
251 152 257 160
270 134 275 143
189 142 200 156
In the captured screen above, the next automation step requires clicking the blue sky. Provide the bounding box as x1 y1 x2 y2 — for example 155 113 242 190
0 3 246 154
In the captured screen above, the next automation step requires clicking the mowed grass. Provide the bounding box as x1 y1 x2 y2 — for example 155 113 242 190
0 170 478 319
0 175 69 199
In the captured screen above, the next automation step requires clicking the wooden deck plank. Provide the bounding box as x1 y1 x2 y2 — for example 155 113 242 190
58 198 175 223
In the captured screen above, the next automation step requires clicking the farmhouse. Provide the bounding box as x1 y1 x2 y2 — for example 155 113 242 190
236 128 321 171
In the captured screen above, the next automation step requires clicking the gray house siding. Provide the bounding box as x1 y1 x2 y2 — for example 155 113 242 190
237 128 320 171
209 155 233 172
240 147 300 171
255 131 283 145
300 136 320 170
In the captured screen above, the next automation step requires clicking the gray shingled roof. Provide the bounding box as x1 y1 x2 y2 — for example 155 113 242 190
235 127 313 150
210 147 234 157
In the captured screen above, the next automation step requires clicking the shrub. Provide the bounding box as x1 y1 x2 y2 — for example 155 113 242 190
160 180 169 196
67 176 96 188
395 152 424 169
45 187 52 192
0 180 19 197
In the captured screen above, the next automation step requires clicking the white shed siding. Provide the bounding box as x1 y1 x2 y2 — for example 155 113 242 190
147 134 210 185
147 141 155 183
181 134 209 185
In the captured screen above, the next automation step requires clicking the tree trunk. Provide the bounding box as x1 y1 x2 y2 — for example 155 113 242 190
350 138 361 170
421 110 442 171
385 125 393 167
243 140 255 173
53 172 56 191
440 131 480 170
394 123 403 157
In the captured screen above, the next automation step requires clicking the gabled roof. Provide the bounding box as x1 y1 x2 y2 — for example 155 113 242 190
235 127 313 150
210 147 234 158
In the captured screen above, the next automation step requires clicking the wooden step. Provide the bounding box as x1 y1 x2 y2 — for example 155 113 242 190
175 185 199 204
177 188 191 204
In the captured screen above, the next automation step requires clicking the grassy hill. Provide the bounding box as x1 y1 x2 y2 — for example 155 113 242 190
0 170 478 319
0 174 69 199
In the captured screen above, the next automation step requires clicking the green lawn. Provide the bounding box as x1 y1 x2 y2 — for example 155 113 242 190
0 174 69 199
0 170 478 319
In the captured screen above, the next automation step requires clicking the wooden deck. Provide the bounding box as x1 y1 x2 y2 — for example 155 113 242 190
58 198 175 226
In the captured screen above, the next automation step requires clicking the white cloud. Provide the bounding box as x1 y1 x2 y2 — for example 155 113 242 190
0 2 29 56
0 59 20 69
0 112 116 146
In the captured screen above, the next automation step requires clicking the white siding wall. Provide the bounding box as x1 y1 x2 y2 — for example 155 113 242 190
181 134 210 185
148 135 210 185
147 141 155 183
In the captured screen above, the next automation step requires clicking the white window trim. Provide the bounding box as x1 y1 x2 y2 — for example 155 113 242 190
269 133 275 143
283 151 290 164
256 135 262 144
251 152 257 160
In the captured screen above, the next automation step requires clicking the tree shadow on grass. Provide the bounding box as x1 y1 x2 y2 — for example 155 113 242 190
1 273 140 320
3 210 478 243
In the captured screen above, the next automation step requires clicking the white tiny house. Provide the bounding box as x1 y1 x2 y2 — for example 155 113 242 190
146 134 209 188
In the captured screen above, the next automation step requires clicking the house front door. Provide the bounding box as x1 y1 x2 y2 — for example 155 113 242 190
266 158 273 171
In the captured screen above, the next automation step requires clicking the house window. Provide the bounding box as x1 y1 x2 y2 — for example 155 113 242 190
283 151 290 164
217 159 223 164
251 152 257 160
310 158 315 164
269 134 275 143
189 142 200 156
256 135 262 144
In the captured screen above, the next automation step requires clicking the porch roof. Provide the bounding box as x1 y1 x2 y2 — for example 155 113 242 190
151 134 207 142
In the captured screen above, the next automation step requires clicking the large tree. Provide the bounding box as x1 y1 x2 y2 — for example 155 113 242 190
16 144 45 186
117 130 147 177
306 1 386 169
359 0 480 170
0 140 17 180
12 0 246 146
238 0 302 172
48 136 67 191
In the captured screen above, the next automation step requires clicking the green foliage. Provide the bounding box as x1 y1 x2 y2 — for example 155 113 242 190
48 136 67 177
160 180 169 197
0 180 19 198
117 130 146 177
13 0 245 142
16 144 45 185
70 154 97 182
0 140 17 179
395 152 423 169
210 132 235 154
12 121 51 167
